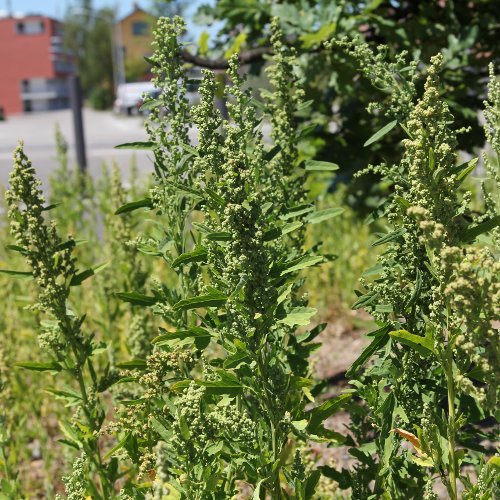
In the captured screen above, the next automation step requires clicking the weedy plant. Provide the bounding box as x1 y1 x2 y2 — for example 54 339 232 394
3 14 499 500
331 39 500 499
109 17 347 499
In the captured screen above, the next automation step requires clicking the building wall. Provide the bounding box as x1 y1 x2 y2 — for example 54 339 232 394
0 16 71 115
116 9 155 82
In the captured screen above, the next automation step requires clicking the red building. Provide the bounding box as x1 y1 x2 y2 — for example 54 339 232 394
0 14 73 116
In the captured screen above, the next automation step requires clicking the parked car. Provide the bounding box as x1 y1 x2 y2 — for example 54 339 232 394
113 82 157 115
114 81 200 116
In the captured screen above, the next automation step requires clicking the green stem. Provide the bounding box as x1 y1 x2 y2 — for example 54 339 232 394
445 359 458 500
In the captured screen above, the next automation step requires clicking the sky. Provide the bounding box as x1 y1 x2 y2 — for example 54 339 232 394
1 0 217 40
2 0 142 19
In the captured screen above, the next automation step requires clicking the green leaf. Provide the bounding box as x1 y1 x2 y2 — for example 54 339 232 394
456 157 478 182
42 202 62 211
116 292 157 306
70 262 109 286
278 307 317 327
306 207 344 224
153 327 213 349
180 142 199 156
16 361 62 372
363 120 397 147
291 420 308 431
198 30 210 55
362 264 384 277
300 22 336 48
104 432 131 460
405 268 422 309
172 291 227 312
346 325 391 377
352 290 379 310
0 269 32 279
389 329 434 357
114 141 154 150
372 228 405 247
198 370 243 395
450 157 478 181
305 160 339 172
144 55 159 67
460 215 500 242
116 359 147 369
115 198 153 215
252 479 265 500
139 98 160 112
171 246 208 268
205 231 232 242
280 204 314 220
307 393 351 432
45 388 83 407
305 470 321 498
280 255 323 275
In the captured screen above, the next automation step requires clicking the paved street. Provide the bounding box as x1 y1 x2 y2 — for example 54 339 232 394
0 108 156 188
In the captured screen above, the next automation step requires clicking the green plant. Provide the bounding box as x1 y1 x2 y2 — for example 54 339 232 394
108 16 348 499
5 144 116 498
331 44 500 498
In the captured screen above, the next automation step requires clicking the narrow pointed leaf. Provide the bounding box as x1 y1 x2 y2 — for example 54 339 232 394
363 120 397 147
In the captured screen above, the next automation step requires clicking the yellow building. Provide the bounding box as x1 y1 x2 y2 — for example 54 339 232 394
115 4 156 82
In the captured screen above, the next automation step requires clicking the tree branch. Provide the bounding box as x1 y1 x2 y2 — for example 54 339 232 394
180 46 272 70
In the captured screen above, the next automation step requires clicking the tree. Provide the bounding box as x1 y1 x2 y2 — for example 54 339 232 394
63 1 115 109
192 0 500 210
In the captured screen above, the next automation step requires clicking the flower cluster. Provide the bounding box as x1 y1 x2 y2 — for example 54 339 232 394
333 37 418 120
6 143 76 321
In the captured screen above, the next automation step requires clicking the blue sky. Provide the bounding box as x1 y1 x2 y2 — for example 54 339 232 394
3 0 142 19
1 1 217 40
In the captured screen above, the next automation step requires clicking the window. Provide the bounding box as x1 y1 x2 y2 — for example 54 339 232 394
16 20 45 35
132 21 149 36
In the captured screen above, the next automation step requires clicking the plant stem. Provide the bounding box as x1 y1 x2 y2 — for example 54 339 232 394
445 359 458 500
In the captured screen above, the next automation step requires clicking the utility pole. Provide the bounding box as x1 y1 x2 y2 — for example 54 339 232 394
69 75 87 172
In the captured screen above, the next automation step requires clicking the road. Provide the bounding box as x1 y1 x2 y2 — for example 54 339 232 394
0 108 156 188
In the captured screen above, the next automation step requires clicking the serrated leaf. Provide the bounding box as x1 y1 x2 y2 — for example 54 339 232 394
115 198 153 215
172 292 227 312
363 119 397 147
306 207 344 224
114 141 154 150
389 329 434 357
116 292 157 306
278 307 317 327
305 160 339 172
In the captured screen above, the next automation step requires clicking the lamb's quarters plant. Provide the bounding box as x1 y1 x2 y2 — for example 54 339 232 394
331 42 500 498
4 144 120 498
108 16 347 499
